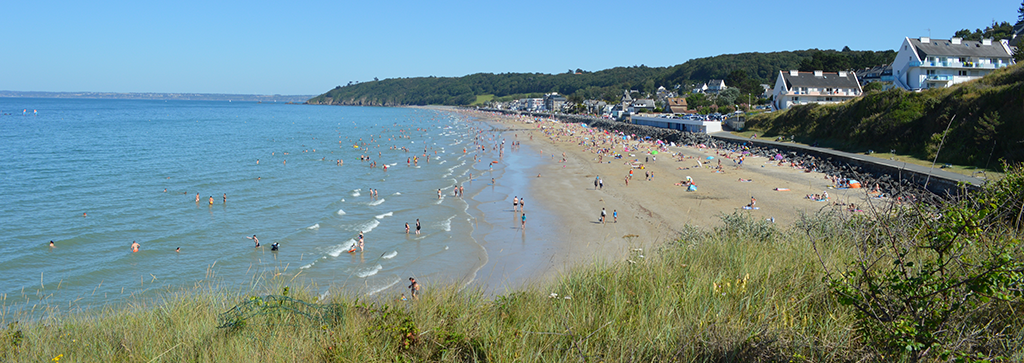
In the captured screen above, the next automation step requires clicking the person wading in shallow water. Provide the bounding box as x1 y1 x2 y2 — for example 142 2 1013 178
408 277 420 300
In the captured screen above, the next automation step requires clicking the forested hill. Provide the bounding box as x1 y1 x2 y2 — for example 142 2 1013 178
307 49 895 106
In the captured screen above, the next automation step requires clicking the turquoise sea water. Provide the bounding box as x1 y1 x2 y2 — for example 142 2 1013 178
0 98 525 312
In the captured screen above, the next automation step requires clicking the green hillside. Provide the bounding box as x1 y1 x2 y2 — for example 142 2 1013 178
746 63 1024 169
307 49 894 106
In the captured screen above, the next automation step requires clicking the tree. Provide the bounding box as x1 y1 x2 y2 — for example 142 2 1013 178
1019 0 1024 23
717 87 741 105
862 82 885 93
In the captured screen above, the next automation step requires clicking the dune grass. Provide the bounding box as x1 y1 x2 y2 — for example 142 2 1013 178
3 186 1023 362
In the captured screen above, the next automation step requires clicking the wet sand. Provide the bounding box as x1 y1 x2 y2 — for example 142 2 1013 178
460 111 878 294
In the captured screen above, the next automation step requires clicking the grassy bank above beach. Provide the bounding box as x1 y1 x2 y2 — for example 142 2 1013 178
4 162 1024 362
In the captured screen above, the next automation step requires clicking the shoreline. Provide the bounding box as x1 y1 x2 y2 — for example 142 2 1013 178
457 109 884 293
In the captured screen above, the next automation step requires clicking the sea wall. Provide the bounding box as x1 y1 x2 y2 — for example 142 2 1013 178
487 109 980 199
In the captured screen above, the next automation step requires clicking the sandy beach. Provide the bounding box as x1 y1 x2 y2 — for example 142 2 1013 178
462 110 879 293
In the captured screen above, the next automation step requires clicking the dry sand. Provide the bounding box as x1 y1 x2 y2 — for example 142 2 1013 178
461 111 877 293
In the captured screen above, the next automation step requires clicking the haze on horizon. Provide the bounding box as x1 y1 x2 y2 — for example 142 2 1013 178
1 0 1016 96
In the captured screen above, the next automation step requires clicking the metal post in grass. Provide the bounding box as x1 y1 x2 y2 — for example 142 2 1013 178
925 114 955 190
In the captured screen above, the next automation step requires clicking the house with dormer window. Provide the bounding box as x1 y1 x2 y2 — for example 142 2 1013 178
772 70 863 110
892 36 1014 91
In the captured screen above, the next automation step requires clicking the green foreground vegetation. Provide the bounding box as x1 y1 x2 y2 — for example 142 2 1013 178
3 166 1023 362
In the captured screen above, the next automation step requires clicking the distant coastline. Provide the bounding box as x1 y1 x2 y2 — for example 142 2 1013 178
0 90 312 103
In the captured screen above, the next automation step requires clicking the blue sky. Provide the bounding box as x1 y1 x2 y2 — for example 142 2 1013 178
2 0 1018 95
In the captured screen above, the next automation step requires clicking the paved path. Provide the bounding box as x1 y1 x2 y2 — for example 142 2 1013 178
710 132 988 186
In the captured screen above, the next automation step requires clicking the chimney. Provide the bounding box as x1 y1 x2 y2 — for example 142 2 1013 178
789 70 799 76
951 37 961 44
838 71 848 77
982 38 992 45
813 70 823 77
920 37 930 43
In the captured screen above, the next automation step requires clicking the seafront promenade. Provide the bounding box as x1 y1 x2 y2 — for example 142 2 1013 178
486 109 986 196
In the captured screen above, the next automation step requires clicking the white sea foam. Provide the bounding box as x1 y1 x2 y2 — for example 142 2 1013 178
382 250 398 259
393 192 401 195
356 219 380 233
328 239 356 257
375 212 393 220
306 223 320 230
356 264 383 278
300 261 315 270
352 191 361 197
364 277 401 296
441 216 453 232
388 163 397 167
336 209 346 215
439 160 447 165
368 198 385 206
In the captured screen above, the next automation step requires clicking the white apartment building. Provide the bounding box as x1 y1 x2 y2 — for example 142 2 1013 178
892 37 1014 91
772 70 863 110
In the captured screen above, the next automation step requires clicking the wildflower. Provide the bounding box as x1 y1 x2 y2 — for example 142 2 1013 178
52 354 63 362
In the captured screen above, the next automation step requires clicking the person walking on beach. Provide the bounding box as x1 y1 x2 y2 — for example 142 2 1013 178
513 196 518 212
521 212 526 229
246 235 260 247
408 277 420 301
601 208 606 224
613 210 618 223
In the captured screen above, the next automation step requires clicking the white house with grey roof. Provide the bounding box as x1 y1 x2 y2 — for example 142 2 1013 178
892 36 1014 91
772 70 863 110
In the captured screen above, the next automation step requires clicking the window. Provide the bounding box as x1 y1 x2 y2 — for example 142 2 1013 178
793 97 799 102
927 70 936 75
825 97 834 101
959 70 968 76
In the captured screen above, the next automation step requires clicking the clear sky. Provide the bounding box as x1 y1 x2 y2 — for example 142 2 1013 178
2 0 1018 95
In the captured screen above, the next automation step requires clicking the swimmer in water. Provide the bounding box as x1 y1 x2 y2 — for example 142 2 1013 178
176 247 180 253
83 212 87 217
131 241 140 252
406 223 410 234
271 242 279 251
246 234 260 247
358 232 364 252
49 241 55 248
209 196 214 205
196 193 200 203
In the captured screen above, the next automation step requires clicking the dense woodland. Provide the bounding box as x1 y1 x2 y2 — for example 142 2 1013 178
307 49 896 106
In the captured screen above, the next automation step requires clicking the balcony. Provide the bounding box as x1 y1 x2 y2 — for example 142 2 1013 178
925 74 954 81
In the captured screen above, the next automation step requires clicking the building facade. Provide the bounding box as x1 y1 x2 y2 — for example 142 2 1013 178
772 70 863 110
892 37 1014 91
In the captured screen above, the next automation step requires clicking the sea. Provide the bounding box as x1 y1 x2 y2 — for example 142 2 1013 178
0 98 533 314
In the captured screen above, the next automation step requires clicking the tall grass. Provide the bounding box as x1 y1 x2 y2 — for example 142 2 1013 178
0 210 873 362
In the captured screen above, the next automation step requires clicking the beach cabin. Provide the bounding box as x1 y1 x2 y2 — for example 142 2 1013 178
631 116 723 134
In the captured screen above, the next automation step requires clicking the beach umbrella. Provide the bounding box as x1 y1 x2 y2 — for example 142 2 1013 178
706 156 714 160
